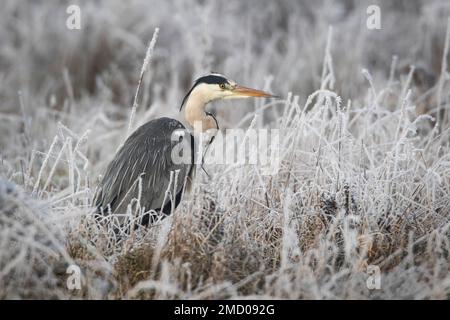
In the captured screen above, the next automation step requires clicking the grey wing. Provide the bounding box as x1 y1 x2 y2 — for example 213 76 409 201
94 118 193 215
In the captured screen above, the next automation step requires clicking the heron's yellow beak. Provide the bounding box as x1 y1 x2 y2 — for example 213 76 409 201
230 85 277 98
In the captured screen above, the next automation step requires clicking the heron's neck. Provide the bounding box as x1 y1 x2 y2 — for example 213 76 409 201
184 90 217 133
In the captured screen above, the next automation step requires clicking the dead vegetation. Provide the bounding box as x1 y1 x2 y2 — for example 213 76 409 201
1 0 450 299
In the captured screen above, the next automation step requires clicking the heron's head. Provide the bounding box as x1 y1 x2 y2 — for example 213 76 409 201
180 73 276 111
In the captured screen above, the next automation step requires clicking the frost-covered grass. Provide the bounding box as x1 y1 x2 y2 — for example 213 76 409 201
1 0 450 299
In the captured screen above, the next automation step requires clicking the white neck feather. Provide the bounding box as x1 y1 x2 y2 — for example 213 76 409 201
184 84 217 133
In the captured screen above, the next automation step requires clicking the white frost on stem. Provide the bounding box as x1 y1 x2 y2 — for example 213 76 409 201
127 27 160 138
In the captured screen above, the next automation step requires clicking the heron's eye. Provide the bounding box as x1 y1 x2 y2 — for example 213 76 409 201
219 83 226 90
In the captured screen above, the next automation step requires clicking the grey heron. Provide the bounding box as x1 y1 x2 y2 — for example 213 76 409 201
93 73 275 226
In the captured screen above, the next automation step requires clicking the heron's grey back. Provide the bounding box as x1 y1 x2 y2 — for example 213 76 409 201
94 117 192 216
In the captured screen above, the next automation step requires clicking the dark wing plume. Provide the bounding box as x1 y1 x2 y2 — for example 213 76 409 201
94 117 193 221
